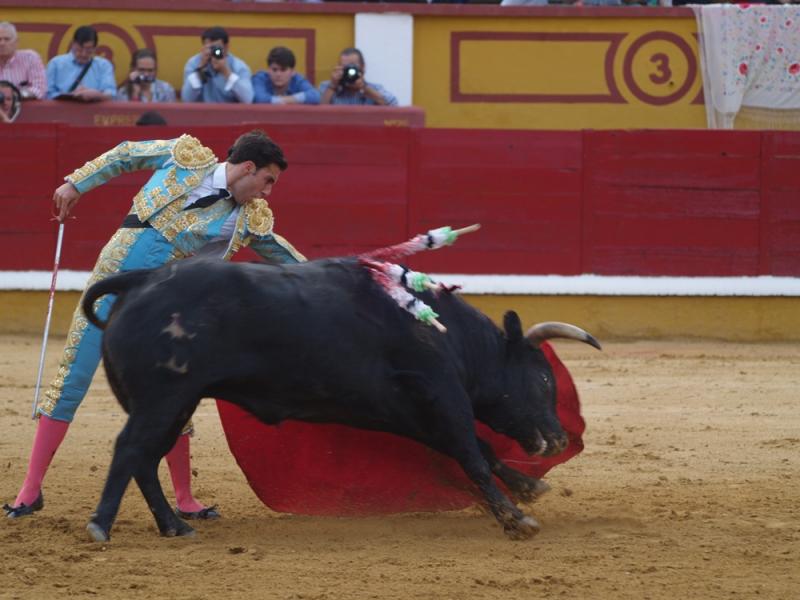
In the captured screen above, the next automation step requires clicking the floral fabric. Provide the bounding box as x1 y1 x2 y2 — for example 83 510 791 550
694 4 800 128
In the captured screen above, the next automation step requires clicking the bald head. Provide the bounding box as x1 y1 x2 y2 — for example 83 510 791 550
0 22 18 61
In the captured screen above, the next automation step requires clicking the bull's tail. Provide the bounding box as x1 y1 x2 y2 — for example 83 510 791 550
81 270 153 330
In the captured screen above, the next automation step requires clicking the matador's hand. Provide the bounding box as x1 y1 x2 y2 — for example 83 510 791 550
53 182 81 222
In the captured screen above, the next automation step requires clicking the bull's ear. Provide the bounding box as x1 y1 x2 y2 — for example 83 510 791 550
503 311 524 343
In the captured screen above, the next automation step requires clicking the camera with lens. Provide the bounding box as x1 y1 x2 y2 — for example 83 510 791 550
134 74 155 84
210 45 225 59
340 63 361 86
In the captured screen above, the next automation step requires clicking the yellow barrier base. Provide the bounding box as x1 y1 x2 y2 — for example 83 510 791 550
2 292 798 341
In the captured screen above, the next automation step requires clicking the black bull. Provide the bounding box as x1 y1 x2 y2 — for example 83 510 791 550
81 256 600 542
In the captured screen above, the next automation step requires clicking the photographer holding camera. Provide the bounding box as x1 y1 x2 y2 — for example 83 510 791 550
181 26 253 104
117 49 176 103
320 48 397 106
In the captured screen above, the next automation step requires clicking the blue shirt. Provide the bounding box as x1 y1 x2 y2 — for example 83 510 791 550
319 80 397 106
46 52 117 99
181 53 253 103
252 71 320 105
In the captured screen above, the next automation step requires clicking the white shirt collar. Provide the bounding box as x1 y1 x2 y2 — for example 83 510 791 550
212 162 229 192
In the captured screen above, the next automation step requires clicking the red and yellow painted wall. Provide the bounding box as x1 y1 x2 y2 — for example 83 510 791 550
414 11 704 129
2 1 706 129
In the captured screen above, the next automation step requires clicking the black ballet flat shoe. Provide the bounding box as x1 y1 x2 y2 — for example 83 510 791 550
3 493 44 519
174 505 220 520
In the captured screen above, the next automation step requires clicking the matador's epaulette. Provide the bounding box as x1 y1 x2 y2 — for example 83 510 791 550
171 134 217 171
245 198 274 236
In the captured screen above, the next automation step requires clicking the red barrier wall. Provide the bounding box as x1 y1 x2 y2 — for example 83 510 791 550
1 124 798 276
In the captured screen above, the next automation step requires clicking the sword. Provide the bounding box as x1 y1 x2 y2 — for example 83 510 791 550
31 221 65 419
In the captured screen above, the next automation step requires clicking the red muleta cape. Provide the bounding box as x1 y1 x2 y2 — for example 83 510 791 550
216 341 584 515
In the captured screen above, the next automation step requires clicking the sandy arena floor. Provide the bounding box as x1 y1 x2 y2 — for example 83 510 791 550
0 333 797 599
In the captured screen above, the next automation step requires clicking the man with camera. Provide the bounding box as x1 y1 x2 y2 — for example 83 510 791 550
181 26 253 104
117 48 176 103
319 48 397 106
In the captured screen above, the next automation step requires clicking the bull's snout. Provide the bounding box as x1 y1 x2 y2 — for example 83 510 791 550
543 432 569 456
522 430 569 456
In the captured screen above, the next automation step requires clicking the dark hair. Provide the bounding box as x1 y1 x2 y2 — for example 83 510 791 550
202 26 228 44
73 25 98 46
340 47 364 69
123 48 157 100
228 129 287 171
0 80 21 122
130 48 156 69
135 111 167 126
267 46 296 70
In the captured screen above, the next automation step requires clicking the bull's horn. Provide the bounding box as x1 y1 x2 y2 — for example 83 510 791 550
525 322 602 350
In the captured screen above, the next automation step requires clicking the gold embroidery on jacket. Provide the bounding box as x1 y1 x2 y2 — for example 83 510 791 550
164 167 186 197
172 134 217 170
272 233 307 263
66 140 174 187
244 199 274 236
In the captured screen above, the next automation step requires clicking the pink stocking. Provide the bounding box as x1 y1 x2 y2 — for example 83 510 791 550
165 433 205 513
14 414 70 507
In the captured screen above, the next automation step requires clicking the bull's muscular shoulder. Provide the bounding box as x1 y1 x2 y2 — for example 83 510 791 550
170 134 217 171
244 199 274 236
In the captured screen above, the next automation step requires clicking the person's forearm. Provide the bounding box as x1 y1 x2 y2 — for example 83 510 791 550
321 85 336 104
228 73 253 104
364 85 388 106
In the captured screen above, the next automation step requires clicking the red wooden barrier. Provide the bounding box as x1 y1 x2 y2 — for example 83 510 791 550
0 124 62 270
18 101 425 129
761 133 800 276
1 124 798 277
582 130 762 276
407 129 583 275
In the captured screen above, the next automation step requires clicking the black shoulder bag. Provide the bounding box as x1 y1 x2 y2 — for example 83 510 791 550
67 58 94 93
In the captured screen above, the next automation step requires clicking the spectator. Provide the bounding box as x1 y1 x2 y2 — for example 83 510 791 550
0 80 21 122
135 110 167 126
117 48 176 103
181 26 253 103
0 21 47 100
46 25 116 101
252 46 320 105
320 47 397 106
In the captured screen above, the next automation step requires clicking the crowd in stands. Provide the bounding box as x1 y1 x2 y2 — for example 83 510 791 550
0 22 398 123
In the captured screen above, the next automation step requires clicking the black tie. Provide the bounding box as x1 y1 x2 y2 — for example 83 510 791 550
184 188 230 211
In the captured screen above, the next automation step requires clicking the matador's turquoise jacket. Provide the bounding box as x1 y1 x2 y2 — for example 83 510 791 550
65 134 304 263
39 135 304 421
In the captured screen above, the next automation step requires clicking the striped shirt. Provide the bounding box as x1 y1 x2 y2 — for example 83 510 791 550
0 49 47 99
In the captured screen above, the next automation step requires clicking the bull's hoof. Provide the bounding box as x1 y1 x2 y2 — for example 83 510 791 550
503 516 540 541
86 521 110 543
162 520 196 538
515 479 551 503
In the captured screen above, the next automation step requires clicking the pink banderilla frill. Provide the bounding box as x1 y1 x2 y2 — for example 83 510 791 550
358 225 480 333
